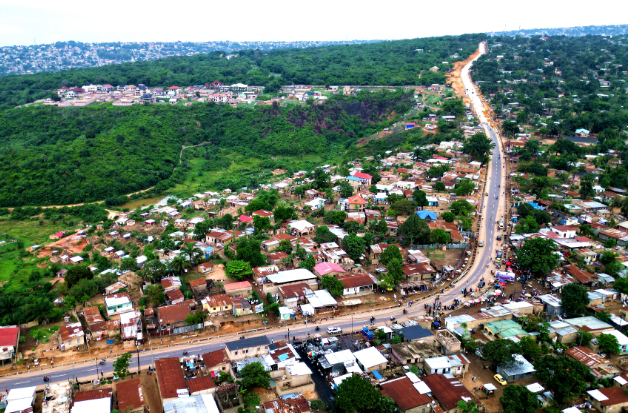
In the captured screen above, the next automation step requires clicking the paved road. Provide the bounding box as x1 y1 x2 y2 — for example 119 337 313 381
0 43 507 392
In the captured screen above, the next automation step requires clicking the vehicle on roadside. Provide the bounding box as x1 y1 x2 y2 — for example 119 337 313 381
478 241 484 247
496 235 502 241
494 374 507 386
327 327 342 335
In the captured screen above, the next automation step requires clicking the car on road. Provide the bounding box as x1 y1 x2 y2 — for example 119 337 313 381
327 327 342 335
494 374 507 386
478 241 484 247
496 235 502 241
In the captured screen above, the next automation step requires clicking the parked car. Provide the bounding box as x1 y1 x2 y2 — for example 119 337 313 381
497 235 502 241
494 374 507 386
478 241 484 247
327 327 342 335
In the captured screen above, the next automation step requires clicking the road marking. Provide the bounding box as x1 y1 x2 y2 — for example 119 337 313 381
87 368 97 371
51 374 65 378
15 381 30 384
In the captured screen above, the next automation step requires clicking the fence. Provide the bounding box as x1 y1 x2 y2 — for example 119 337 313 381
412 243 470 250
149 323 203 338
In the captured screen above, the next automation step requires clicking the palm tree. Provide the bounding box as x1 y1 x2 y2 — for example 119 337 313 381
170 256 189 276
181 242 203 264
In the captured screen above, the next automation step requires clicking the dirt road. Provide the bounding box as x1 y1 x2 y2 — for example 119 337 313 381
447 48 480 104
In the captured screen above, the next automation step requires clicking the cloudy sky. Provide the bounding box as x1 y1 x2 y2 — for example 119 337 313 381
1 0 627 47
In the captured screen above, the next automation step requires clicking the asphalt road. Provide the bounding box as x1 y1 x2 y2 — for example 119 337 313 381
0 43 506 392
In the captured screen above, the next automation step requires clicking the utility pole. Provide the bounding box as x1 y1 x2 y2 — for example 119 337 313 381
137 346 141 375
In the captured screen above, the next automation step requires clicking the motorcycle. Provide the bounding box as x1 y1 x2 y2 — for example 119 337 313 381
99 359 106 365
43 376 50 382
390 316 396 321
182 351 189 356
315 326 320 331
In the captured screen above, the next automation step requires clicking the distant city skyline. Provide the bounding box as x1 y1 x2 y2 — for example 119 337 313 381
1 0 627 47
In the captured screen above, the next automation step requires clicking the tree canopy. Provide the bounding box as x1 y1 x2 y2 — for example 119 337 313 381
516 238 559 277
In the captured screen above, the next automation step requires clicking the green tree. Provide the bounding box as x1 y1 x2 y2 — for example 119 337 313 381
462 132 495 162
235 238 266 267
181 242 203 263
169 256 190 276
342 233 366 261
380 245 402 266
240 361 271 389
253 215 271 233
320 275 344 296
518 336 544 361
577 329 593 346
120 257 138 272
225 260 253 281
145 285 165 306
517 238 559 277
534 355 594 403
413 189 429 207
65 265 93 288
600 251 622 276
482 339 521 368
382 258 404 287
313 226 338 244
338 181 354 198
113 353 132 379
392 199 418 216
455 179 476 196
434 181 446 192
457 400 479 413
186 309 208 325
561 284 590 317
441 211 455 222
300 254 316 271
449 199 474 216
398 214 431 244
336 375 389 413
430 228 450 244
598 333 621 355
500 385 541 413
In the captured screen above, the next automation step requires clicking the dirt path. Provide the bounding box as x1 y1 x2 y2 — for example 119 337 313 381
447 48 480 104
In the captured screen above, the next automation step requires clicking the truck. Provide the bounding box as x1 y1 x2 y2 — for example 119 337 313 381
498 220 504 230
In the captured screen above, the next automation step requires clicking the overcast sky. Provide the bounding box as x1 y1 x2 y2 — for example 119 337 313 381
1 0 627 47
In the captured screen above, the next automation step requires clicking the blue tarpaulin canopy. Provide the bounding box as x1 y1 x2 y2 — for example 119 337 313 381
416 210 437 220
372 371 383 380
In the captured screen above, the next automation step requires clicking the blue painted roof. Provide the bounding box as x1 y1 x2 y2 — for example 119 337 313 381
417 210 437 220
346 176 361 181
372 371 383 380
527 202 543 210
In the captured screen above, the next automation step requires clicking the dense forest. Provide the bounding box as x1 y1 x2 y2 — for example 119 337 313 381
0 90 412 206
0 34 484 108
473 35 628 138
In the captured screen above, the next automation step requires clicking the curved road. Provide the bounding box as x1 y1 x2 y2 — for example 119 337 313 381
0 42 507 391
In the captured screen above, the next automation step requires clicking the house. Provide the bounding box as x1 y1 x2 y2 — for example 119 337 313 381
353 347 387 372
202 294 233 315
575 129 590 137
104 293 133 316
223 281 253 298
587 387 628 413
155 357 187 402
400 325 435 343
58 322 85 350
161 276 182 292
424 354 470 376
313 262 346 278
422 374 477 413
402 263 438 282
224 335 270 361
262 268 318 295
287 220 315 236
267 251 289 265
116 377 145 413
337 273 378 296
162 396 221 413
158 303 192 330
166 288 185 305
0 326 19 362
497 354 536 382
350 172 373 186
566 346 619 378
189 278 208 296
197 262 214 274
202 349 231 376
71 388 112 413
380 376 432 413
347 194 366 211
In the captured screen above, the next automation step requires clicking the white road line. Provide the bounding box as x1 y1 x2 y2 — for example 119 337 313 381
87 368 97 371
15 381 30 384
51 374 66 378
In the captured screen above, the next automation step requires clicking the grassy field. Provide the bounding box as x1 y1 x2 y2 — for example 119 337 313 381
29 325 60 343
0 218 72 284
